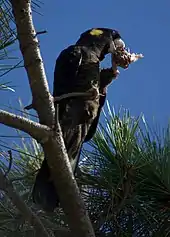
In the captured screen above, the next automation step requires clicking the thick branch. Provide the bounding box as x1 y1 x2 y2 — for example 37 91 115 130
11 0 55 126
11 1 95 236
0 109 51 141
42 125 95 237
0 170 49 237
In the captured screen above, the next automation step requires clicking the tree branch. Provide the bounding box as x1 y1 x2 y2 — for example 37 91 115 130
11 0 55 127
25 89 101 110
0 169 50 237
10 1 95 236
0 109 51 141
42 122 95 237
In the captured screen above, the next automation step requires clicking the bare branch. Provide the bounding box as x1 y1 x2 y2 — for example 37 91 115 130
0 109 51 141
42 124 95 237
35 30 47 36
25 89 102 111
11 0 55 127
24 104 35 110
54 90 100 102
0 169 50 237
10 0 96 236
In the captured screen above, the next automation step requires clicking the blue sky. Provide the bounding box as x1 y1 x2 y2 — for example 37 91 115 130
1 0 170 140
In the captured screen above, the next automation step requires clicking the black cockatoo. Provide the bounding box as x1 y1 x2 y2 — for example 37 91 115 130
32 28 127 211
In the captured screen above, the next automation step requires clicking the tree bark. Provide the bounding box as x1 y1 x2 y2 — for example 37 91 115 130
5 0 96 236
0 110 51 141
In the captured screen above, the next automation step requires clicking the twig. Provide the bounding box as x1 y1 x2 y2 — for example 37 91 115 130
0 104 38 118
35 30 47 37
24 103 34 110
25 89 103 110
53 89 100 102
4 150 13 177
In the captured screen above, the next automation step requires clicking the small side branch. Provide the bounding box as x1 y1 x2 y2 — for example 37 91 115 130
25 88 102 110
0 109 51 141
54 88 100 102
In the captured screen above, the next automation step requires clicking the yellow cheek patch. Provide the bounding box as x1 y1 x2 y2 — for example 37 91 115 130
90 29 103 36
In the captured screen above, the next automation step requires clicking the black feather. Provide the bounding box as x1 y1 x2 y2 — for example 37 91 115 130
32 28 120 211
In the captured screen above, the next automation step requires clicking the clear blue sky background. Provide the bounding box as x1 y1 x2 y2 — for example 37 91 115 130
1 0 170 140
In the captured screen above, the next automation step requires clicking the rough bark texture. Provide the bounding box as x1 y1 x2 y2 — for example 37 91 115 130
3 0 96 236
0 109 51 141
42 123 95 236
11 0 55 127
